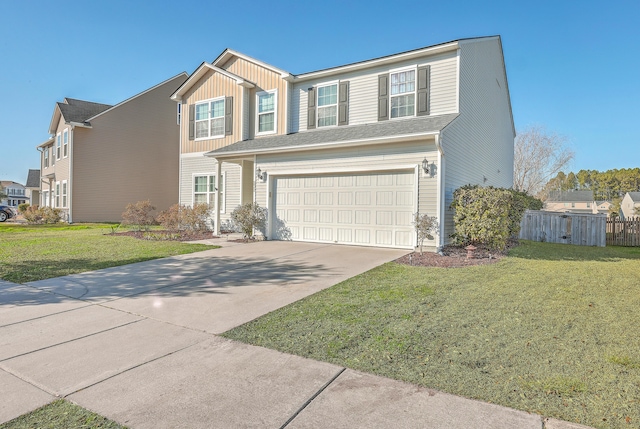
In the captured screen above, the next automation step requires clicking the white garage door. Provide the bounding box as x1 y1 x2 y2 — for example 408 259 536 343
272 170 416 249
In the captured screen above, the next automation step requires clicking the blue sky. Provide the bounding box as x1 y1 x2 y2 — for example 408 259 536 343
1 0 638 184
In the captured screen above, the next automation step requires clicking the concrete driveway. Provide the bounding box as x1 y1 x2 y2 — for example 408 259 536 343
0 241 584 429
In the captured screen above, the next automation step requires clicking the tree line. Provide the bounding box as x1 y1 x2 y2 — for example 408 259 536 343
541 168 640 201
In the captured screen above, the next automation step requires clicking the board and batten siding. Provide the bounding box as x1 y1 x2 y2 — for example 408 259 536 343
221 56 288 139
440 38 515 242
254 140 439 244
71 74 187 222
289 51 458 133
179 154 241 224
180 70 244 154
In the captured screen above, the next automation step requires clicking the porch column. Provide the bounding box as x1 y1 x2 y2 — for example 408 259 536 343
214 160 221 235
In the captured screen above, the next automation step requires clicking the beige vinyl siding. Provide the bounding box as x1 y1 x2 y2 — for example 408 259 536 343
222 57 288 139
40 116 71 215
181 70 244 154
440 37 515 241
179 154 241 224
254 140 439 245
71 74 187 222
290 51 458 133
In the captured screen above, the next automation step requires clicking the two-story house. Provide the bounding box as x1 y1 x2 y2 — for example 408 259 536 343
1 181 28 207
620 192 640 219
38 73 188 222
544 190 598 214
171 36 514 250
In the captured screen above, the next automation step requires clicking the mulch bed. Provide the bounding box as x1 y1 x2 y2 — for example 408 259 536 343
395 241 518 268
108 230 218 241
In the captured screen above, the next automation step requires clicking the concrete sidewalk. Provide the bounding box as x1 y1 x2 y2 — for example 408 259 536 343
0 242 592 428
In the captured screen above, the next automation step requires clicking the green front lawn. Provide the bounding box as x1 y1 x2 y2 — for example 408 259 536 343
0 400 127 429
224 241 640 429
0 223 214 283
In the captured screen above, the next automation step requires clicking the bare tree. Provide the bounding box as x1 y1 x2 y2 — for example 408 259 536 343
513 126 574 197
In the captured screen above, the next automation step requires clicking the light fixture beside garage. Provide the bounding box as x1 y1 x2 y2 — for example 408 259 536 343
256 167 267 182
422 158 430 175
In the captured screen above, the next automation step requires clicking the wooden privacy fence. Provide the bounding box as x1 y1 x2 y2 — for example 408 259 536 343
519 210 606 247
607 217 640 246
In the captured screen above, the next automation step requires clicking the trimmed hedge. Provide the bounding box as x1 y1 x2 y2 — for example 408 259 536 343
450 185 542 250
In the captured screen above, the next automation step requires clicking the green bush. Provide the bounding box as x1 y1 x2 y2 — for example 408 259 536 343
18 203 30 213
121 200 156 231
230 202 267 239
156 204 211 232
450 185 541 250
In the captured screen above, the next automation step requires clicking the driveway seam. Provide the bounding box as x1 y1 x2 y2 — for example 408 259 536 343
0 366 58 399
0 319 144 363
63 339 207 398
0 302 94 329
279 367 346 429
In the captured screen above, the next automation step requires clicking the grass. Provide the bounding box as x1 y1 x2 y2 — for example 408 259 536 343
0 223 214 283
0 400 127 429
223 241 640 429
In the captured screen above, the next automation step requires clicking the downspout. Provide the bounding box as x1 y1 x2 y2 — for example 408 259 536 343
213 158 221 235
177 100 183 206
68 126 74 223
435 134 446 250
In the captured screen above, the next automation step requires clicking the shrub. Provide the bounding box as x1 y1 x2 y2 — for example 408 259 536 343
18 203 30 213
230 202 267 239
450 185 540 250
23 206 62 224
157 204 211 233
121 200 156 231
413 213 439 255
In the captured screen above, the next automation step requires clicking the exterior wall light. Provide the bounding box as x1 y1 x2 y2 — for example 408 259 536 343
422 158 430 175
256 167 267 182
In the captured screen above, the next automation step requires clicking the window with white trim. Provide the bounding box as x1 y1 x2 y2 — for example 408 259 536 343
390 69 416 118
44 147 49 168
317 83 338 127
63 129 69 157
256 90 277 134
195 98 225 139
56 134 62 159
51 144 55 166
55 182 60 207
42 190 49 207
177 103 181 125
193 173 226 213
62 180 68 208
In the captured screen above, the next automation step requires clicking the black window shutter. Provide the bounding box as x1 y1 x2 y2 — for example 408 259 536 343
307 87 316 130
378 74 389 121
188 104 195 140
417 65 430 116
225 96 233 136
338 81 349 126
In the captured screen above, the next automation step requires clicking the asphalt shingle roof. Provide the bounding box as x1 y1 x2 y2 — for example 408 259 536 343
207 114 459 156
58 98 112 124
628 192 640 202
25 169 40 188
547 190 595 202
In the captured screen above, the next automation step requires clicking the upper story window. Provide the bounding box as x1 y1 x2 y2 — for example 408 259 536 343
63 129 69 157
177 103 181 125
51 144 56 166
56 134 62 159
195 98 225 139
317 83 338 127
390 69 415 118
44 147 49 168
257 90 277 134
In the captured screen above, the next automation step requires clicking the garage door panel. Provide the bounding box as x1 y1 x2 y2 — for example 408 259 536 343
273 171 415 249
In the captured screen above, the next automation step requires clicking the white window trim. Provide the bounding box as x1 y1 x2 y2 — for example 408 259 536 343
55 181 60 208
51 144 56 166
44 147 49 168
62 180 68 208
194 96 225 141
389 66 417 120
316 81 339 128
177 103 181 126
256 89 277 136
62 129 69 158
56 133 62 160
191 171 226 213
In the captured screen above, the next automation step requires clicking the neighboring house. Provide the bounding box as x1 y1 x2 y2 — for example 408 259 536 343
171 36 514 250
37 73 188 222
0 181 28 207
25 169 40 208
595 200 613 216
620 192 640 219
544 190 598 214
